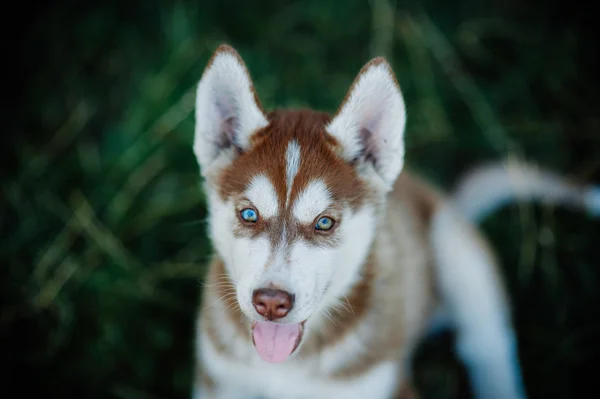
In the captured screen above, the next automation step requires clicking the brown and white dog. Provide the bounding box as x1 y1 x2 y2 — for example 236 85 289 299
191 44 600 399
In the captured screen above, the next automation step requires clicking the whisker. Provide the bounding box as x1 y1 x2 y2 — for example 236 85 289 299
199 281 237 289
202 289 239 310
237 310 252 326
319 309 338 327
329 303 346 317
202 297 223 311
323 306 335 319
342 296 355 315
222 299 243 315
332 297 353 315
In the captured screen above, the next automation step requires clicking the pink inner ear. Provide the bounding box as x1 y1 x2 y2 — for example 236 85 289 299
216 114 244 154
359 127 379 165
214 92 244 153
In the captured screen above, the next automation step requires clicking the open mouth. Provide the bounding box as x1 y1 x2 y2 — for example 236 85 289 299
251 320 305 363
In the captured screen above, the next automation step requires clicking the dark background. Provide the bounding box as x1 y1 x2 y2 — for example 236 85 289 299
3 0 599 398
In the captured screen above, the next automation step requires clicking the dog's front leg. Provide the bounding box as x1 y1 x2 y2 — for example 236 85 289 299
191 369 217 399
430 205 527 399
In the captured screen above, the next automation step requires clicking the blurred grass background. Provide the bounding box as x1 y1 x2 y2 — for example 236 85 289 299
3 0 599 398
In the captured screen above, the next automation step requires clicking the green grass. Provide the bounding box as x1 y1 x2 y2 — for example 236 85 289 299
3 0 599 398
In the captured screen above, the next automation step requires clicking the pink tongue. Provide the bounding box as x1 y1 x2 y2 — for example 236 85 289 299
252 321 301 363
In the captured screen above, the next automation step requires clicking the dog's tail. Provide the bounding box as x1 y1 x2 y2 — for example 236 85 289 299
451 159 600 223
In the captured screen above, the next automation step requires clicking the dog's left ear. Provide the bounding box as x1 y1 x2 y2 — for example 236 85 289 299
326 58 406 191
194 44 268 176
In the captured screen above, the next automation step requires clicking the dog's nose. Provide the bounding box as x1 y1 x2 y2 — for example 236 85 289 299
252 288 295 320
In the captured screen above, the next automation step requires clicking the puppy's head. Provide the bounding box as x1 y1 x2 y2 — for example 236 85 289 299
194 45 407 363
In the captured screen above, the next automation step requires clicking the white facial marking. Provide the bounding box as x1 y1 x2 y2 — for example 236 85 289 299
292 179 332 223
245 174 279 218
285 140 301 205
234 236 272 317
283 241 334 320
206 192 236 268
319 205 375 312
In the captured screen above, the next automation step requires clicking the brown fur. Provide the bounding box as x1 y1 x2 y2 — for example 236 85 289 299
219 109 369 249
200 258 249 359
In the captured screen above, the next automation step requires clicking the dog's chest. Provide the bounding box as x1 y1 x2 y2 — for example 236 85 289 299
200 331 400 399
213 358 398 399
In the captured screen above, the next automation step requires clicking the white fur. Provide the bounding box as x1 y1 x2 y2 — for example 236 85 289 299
292 179 332 223
245 174 279 219
430 204 526 399
318 205 376 317
206 192 236 270
205 186 272 318
326 61 406 190
285 140 302 205
239 204 376 325
452 160 600 222
198 320 399 399
194 49 268 175
283 242 336 322
233 235 272 318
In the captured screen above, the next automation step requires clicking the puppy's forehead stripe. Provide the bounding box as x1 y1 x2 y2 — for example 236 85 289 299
218 110 367 214
285 140 301 205
245 174 279 218
293 179 332 223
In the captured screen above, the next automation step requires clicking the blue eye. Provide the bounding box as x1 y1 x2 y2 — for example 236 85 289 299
315 216 335 231
240 208 258 223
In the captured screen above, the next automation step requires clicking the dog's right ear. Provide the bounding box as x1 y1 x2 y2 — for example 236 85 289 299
194 44 268 176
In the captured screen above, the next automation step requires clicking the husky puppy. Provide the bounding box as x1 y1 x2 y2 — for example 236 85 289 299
191 44 600 399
